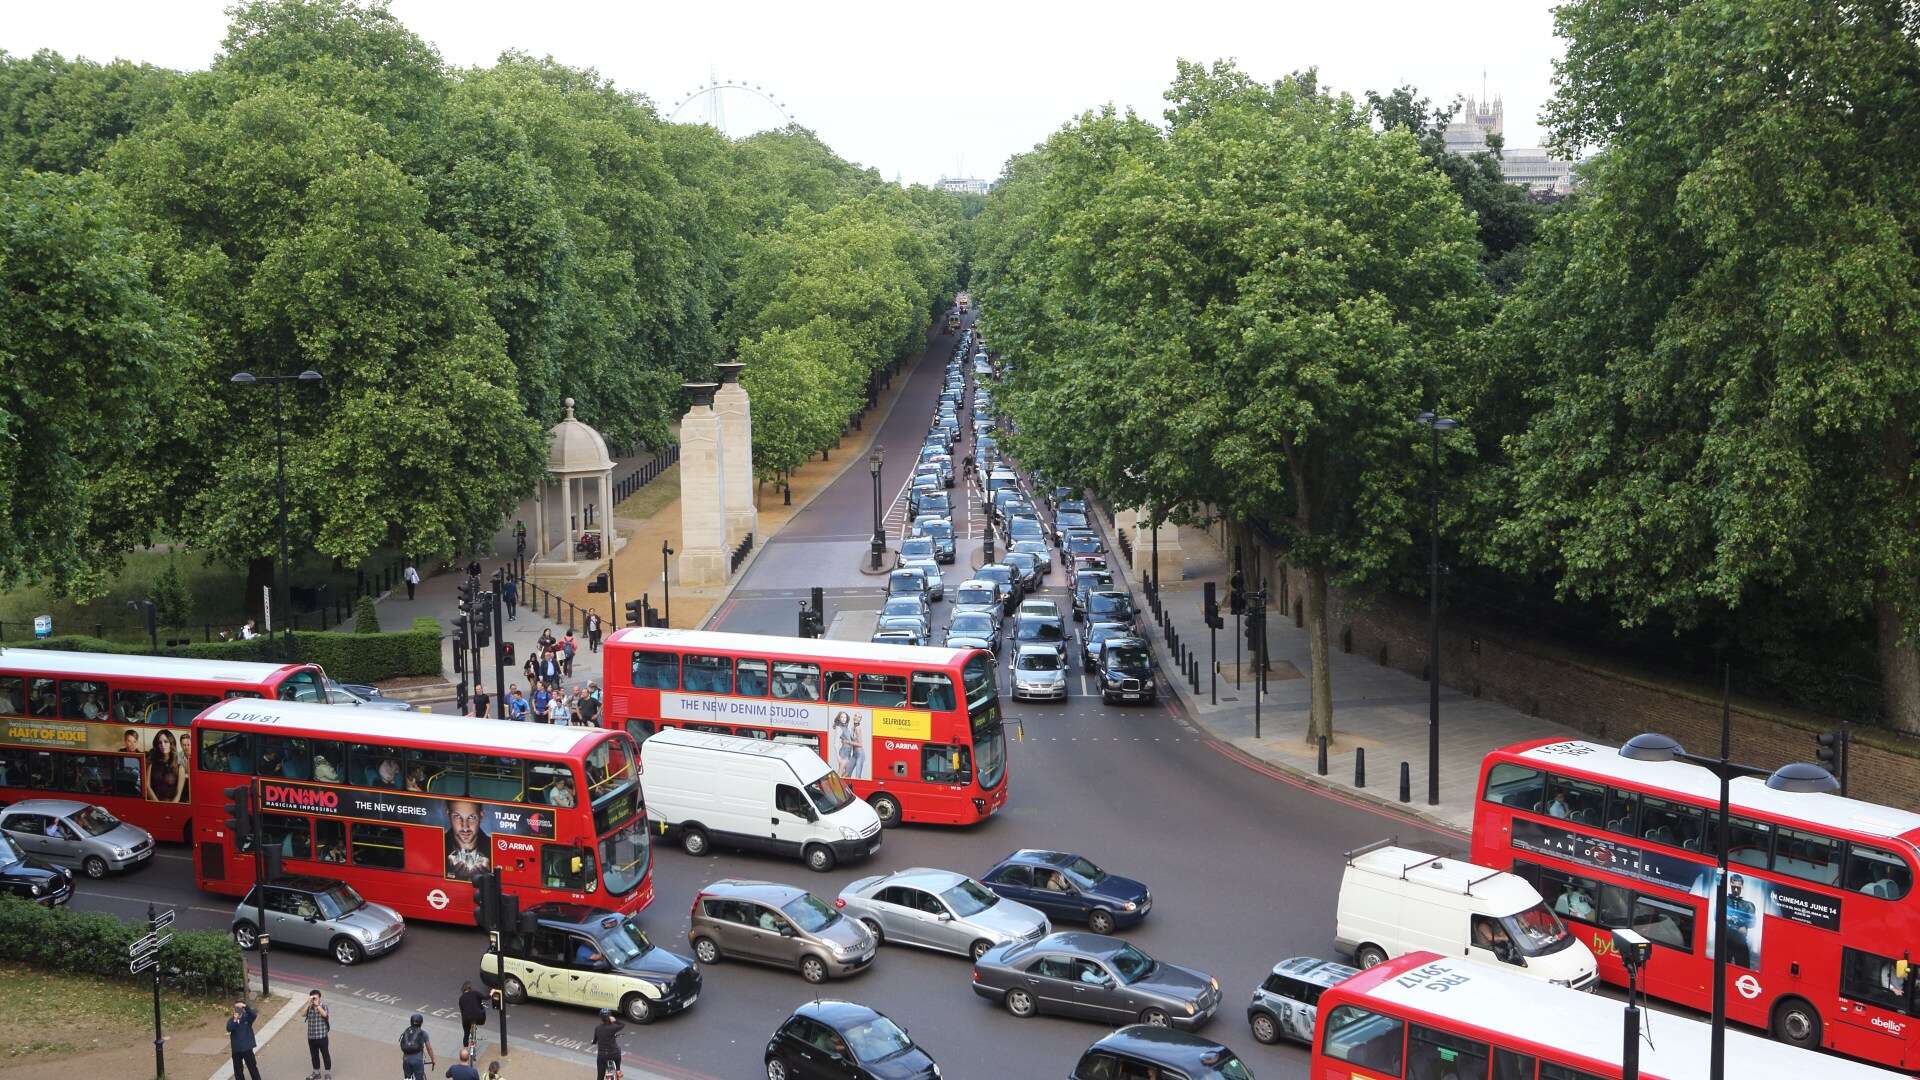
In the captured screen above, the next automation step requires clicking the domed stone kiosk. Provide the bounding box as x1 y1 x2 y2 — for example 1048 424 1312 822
531 398 620 574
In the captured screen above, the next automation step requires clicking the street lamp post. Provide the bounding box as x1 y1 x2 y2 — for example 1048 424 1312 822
231 370 323 661
660 540 673 627
869 446 886 571
1416 411 1457 806
1619 705 1840 1080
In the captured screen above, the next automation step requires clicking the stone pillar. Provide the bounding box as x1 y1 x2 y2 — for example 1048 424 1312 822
534 479 547 562
677 382 730 585
600 472 613 547
714 362 757 545
560 476 575 563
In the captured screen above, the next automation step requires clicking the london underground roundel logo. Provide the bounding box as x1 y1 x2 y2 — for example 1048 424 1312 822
427 889 449 911
1735 974 1762 1000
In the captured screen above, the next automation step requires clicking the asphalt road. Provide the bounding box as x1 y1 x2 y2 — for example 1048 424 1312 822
69 315 1455 1080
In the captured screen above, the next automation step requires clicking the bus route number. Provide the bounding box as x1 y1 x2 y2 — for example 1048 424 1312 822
1396 963 1471 993
1534 741 1595 757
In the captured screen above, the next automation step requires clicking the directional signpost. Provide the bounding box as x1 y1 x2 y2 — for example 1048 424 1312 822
130 904 175 1080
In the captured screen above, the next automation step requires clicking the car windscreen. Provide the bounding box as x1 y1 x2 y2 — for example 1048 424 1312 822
1205 1055 1256 1080
900 539 934 558
316 882 367 919
1105 645 1151 673
977 566 1012 586
1053 854 1109 885
1504 903 1574 956
942 877 1001 917
917 520 952 538
1017 651 1062 671
844 1017 916 1064
807 771 858 815
950 613 995 636
0 832 21 866
963 655 996 701
781 891 841 933
598 917 655 965
1015 620 1063 641
1088 593 1132 616
69 806 121 837
955 587 996 606
1109 944 1155 983
882 598 924 617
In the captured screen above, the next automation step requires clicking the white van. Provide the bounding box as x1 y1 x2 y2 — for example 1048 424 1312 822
641 729 882 873
1335 841 1597 990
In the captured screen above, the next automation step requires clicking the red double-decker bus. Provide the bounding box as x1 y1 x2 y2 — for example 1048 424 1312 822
1473 738 1920 1070
0 651 329 844
601 628 1007 827
191 699 650 924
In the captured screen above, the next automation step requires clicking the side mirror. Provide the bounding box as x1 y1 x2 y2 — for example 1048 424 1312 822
936 912 953 922
1494 941 1522 965
779 925 796 937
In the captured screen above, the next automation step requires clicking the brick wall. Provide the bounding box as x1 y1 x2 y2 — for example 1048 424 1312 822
1214 520 1920 812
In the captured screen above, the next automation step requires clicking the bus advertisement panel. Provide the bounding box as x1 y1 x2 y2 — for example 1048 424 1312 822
603 627 1007 827
191 700 650 924
1473 738 1920 1069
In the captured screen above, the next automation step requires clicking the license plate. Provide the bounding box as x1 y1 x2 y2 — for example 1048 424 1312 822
684 994 697 1006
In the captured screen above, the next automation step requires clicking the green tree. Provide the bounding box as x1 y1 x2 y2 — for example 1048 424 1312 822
1489 0 1920 734
1365 84 1540 270
0 50 181 174
151 556 192 629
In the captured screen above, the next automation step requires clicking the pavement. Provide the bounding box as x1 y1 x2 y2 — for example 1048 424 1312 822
1088 512 1574 836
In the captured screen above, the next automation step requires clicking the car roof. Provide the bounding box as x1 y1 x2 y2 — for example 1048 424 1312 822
1274 955 1360 986
796 999 886 1027
1 799 91 816
1015 643 1061 657
701 879 807 904
524 902 626 930
1088 1024 1239 1069
256 874 346 892
877 867 966 891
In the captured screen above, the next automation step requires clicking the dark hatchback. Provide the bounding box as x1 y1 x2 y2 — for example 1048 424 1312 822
1071 1025 1255 1080
0 831 72 906
766 999 939 1080
982 849 1152 934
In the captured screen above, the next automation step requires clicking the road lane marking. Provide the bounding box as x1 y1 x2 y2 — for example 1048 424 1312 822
86 890 231 915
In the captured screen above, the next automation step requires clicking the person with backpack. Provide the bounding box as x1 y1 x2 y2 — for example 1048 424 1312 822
560 631 578 677
399 1013 436 1080
591 1009 625 1080
458 980 488 1052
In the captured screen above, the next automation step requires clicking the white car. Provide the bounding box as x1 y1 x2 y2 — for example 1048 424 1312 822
1011 644 1068 702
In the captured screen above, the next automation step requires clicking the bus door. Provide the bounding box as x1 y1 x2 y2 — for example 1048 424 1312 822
1834 947 1919 1064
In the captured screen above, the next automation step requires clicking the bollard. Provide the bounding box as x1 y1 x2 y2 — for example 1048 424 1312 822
205 623 212 643
1355 747 1367 788
1191 656 1200 693
1318 735 1328 776
1400 761 1411 803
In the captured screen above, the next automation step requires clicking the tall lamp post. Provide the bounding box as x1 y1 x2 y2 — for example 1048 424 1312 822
1618 715 1840 1080
1415 410 1457 806
231 370 323 661
660 540 673 627
868 446 886 571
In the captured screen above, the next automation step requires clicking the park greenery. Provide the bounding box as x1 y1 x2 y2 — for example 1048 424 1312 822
0 0 959 617
976 2 1920 737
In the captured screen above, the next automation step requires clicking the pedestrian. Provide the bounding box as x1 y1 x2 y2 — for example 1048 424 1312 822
523 652 538 686
399 1012 436 1080
576 686 600 727
447 1047 482 1080
472 687 491 719
585 611 602 653
549 690 572 727
538 651 559 688
302 989 332 1080
405 562 420 601
240 619 258 641
538 627 556 651
458 980 488 1053
531 684 552 724
486 1061 505 1080
507 687 529 721
467 558 483 579
501 575 517 621
227 999 262 1080
561 631 577 677
514 520 527 557
592 1008 625 1080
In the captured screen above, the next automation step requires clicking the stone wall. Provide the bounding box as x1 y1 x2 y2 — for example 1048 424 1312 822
1214 520 1920 812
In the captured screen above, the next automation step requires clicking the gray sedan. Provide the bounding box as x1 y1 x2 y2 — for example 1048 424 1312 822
0 799 153 879
838 868 1049 960
971 932 1223 1031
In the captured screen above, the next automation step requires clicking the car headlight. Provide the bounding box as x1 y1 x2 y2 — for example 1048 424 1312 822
1121 901 1138 912
29 883 42 896
1210 976 1220 993
112 847 130 859
1182 1001 1197 1015
932 1065 942 1078
839 826 862 841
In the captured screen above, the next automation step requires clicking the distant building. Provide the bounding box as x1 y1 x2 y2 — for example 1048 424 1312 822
1441 93 1575 197
937 177 993 195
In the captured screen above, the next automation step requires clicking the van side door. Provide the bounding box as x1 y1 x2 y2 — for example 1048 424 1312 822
769 783 817 858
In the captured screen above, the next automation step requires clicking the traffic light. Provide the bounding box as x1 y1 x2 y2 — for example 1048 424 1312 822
223 784 255 844
1203 582 1222 630
472 868 502 930
587 572 609 594
1244 608 1260 653
1229 571 1246 615
624 599 645 627
258 843 284 883
1815 727 1848 793
473 595 492 647
453 635 466 674
798 603 814 638
499 640 515 666
455 679 469 714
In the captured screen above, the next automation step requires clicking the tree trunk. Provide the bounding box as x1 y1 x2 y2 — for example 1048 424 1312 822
1305 564 1334 743
1876 597 1920 735
243 555 274 626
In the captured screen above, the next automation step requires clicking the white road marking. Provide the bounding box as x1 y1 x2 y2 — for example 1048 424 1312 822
86 890 231 915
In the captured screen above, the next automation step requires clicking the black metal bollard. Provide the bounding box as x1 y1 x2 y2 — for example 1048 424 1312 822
205 623 212 643
1355 747 1367 788
1399 761 1412 803
1318 735 1328 776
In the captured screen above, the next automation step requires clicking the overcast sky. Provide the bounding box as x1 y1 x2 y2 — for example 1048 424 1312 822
4 0 1569 185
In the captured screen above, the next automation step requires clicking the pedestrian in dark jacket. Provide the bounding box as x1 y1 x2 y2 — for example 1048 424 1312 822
459 980 488 1051
561 632 577 678
592 1009 625 1080
501 576 518 621
228 1000 262 1080
399 1012 435 1080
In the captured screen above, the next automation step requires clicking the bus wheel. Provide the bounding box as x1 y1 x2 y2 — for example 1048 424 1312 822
1772 997 1822 1049
232 921 259 951
621 992 654 1024
681 826 710 857
1355 944 1388 968
870 793 902 828
805 844 837 873
502 976 526 1004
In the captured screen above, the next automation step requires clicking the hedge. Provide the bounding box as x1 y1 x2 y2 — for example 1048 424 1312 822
8 617 442 684
0 895 244 996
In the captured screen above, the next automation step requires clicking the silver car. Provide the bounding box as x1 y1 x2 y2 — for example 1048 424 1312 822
1248 956 1357 1045
972 932 1223 1031
1012 644 1068 702
839 867 1049 960
0 799 153 878
231 876 405 965
689 879 876 984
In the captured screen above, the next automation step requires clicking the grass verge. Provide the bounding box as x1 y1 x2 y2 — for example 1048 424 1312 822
0 963 228 1063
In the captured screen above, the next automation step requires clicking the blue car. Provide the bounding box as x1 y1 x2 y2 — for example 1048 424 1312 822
980 849 1152 935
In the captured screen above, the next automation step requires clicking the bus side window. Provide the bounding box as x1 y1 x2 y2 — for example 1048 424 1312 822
542 844 590 890
824 671 857 704
771 662 820 702
349 823 405 869
113 689 168 725
910 672 955 711
1604 787 1639 836
1493 1049 1538 1080
1841 947 1916 1015
468 757 524 803
1775 827 1842 886
682 654 733 694
623 719 655 746
1846 844 1913 900
0 675 22 714
171 694 217 726
199 730 254 774
858 673 907 708
315 819 346 864
1408 1023 1489 1080
735 660 769 697
276 668 325 703
629 651 680 690
28 678 57 717
1541 1064 1608 1080
1320 1004 1404 1076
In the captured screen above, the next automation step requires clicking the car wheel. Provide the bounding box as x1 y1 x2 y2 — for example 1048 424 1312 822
860 918 885 944
1355 944 1389 969
81 855 109 879
766 1058 791 1080
693 936 721 964
231 921 259 951
1772 997 1822 1049
1087 909 1116 935
1251 1010 1281 1044
1004 988 1036 1018
804 844 836 873
799 955 830 984
331 936 365 966
970 939 994 961
502 976 527 1004
870 793 902 829
681 826 710 857
621 992 654 1024
1141 1007 1172 1027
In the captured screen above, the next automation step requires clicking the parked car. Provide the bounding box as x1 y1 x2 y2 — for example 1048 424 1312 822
880 595 932 638
1246 956 1356 1045
980 850 1152 933
1073 1026 1255 1080
481 904 700 1024
689 879 876 984
910 517 956 563
1080 621 1133 672
0 799 153 878
837 867 1049 960
0 830 72 906
765 1000 940 1080
971 932 1220 1030
1012 645 1068 702
1096 637 1157 704
231 876 405 965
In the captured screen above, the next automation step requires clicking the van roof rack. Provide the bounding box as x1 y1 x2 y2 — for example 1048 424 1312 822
1342 837 1396 864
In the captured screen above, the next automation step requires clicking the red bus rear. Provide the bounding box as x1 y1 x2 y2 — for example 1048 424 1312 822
1472 738 1920 1070
602 627 1007 826
191 699 651 924
0 651 329 844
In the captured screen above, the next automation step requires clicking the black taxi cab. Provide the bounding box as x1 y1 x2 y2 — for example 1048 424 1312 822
479 903 699 1024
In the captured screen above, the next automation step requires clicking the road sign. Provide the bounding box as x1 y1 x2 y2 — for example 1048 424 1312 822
150 908 175 932
32 615 51 638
